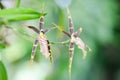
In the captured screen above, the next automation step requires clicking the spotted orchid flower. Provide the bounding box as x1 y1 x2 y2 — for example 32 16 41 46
54 8 91 79
27 9 53 66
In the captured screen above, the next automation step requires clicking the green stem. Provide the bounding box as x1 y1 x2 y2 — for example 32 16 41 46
16 0 21 8
50 39 70 44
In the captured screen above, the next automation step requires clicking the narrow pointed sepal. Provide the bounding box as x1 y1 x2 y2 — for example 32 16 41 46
27 26 40 34
44 27 56 33
30 39 39 63
74 27 82 37
52 23 71 37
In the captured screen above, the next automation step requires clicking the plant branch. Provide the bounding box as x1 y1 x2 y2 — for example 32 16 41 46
50 39 70 45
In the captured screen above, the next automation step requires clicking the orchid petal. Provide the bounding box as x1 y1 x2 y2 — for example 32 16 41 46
38 36 50 58
71 35 90 59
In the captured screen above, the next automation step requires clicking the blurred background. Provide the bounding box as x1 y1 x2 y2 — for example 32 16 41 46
0 0 120 80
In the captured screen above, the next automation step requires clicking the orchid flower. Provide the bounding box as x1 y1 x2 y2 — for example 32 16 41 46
53 8 91 79
27 9 53 67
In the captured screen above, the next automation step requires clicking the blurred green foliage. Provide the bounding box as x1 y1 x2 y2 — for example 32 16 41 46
0 0 120 80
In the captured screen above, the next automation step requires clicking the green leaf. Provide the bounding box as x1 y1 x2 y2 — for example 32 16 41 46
0 8 46 21
0 61 8 80
0 43 6 49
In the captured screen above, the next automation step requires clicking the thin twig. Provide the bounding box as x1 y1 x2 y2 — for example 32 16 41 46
50 39 70 45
